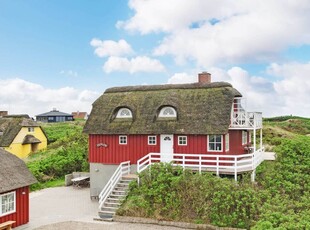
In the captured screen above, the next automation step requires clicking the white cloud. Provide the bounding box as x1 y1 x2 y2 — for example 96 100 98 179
60 70 78 77
268 62 310 116
167 72 196 84
0 78 99 117
119 0 310 66
103 56 166 74
117 0 237 34
167 62 310 117
90 39 133 57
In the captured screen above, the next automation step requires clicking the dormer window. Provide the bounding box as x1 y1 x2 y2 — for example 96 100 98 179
116 108 132 118
158 106 177 118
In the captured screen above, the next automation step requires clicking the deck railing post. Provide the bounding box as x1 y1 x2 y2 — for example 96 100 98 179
216 156 219 176
234 156 237 181
199 155 201 174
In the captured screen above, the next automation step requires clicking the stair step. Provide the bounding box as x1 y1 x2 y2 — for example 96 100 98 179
109 194 126 198
105 202 120 206
112 190 127 194
99 210 115 214
102 206 118 210
119 180 132 183
107 197 121 201
115 184 129 188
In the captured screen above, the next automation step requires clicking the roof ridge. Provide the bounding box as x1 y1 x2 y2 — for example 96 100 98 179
105 82 232 93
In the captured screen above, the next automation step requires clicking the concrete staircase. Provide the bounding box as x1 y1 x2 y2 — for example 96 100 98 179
98 174 137 221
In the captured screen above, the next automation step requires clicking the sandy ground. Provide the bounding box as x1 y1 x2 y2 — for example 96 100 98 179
14 186 183 230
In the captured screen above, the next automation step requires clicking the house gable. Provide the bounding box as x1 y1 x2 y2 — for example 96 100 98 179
0 118 48 158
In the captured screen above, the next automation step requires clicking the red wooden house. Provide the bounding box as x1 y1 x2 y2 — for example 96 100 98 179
0 149 37 227
84 72 264 197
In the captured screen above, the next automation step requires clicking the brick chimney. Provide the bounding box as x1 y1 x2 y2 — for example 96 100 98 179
198 72 211 84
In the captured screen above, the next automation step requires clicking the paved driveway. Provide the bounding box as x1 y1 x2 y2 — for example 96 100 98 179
15 186 183 230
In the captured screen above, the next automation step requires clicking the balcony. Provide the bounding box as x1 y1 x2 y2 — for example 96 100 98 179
137 149 265 181
230 111 262 129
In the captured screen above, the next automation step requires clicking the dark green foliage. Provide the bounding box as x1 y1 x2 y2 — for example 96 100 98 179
255 136 310 229
119 118 310 229
118 163 261 229
27 121 88 190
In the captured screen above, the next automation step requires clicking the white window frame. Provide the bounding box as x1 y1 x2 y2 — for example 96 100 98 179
116 108 132 118
28 127 34 132
119 135 127 145
178 136 187 146
0 191 16 217
208 135 223 152
158 106 177 118
225 133 229 151
242 131 247 145
148 136 157 145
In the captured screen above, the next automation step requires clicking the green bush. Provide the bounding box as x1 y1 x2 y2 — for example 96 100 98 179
118 163 261 229
27 121 88 190
119 134 310 229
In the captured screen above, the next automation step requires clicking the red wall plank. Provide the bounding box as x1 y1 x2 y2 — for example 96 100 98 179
0 186 29 227
90 133 249 164
89 134 160 164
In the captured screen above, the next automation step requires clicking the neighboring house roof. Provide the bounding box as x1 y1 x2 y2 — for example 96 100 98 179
36 109 73 117
84 82 242 135
72 111 88 119
0 148 37 193
4 114 30 119
0 118 43 147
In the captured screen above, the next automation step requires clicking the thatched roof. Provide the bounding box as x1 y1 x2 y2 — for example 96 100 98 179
84 82 242 135
0 148 37 193
0 118 43 147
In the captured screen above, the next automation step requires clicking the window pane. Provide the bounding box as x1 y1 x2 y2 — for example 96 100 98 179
209 135 215 142
216 135 221 142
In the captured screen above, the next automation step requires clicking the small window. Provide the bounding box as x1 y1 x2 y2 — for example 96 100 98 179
178 136 187 145
116 108 132 118
208 135 222 152
164 136 171 141
48 117 53 121
119 135 127 145
0 191 16 217
148 136 156 145
28 127 34 132
242 131 247 145
225 133 229 151
159 106 177 118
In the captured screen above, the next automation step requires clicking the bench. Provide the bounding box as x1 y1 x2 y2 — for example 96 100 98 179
71 176 90 188
0 221 16 230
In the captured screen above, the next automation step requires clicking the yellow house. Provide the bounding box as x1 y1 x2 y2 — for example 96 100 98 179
0 117 47 158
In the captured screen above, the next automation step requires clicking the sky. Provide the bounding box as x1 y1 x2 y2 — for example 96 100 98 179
0 0 310 118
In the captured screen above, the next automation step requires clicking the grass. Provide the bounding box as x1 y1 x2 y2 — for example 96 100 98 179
31 177 65 191
26 120 88 191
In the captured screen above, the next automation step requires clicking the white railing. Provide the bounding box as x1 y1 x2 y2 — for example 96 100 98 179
230 111 262 129
137 149 264 181
98 161 130 210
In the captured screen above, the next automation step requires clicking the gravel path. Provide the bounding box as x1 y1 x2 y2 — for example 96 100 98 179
15 186 184 230
35 221 184 230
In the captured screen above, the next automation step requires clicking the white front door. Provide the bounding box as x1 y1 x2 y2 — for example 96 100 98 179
160 134 174 162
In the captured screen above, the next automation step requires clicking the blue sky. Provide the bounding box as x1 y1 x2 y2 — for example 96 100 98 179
0 0 310 117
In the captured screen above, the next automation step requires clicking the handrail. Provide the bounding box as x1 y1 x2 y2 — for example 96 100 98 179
98 161 130 210
230 111 262 129
137 149 265 181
